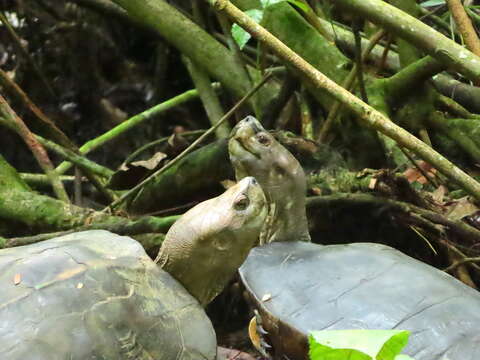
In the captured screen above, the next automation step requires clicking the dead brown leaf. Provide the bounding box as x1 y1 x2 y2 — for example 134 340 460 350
108 152 167 190
445 196 479 221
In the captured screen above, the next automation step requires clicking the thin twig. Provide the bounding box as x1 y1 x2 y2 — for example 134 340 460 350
36 135 113 178
399 147 439 188
0 12 56 98
124 130 205 164
444 256 480 272
56 84 220 174
0 68 73 148
439 239 480 272
318 29 385 142
35 134 117 202
352 20 369 103
0 96 69 202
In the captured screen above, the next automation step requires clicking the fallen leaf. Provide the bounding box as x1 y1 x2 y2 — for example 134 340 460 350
130 152 167 170
403 161 437 184
107 152 167 190
432 185 447 203
13 273 21 285
446 197 479 221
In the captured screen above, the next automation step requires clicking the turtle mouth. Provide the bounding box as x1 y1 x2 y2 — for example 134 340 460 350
231 137 262 159
248 120 263 134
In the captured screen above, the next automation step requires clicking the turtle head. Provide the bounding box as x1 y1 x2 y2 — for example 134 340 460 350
157 176 267 306
229 116 277 182
229 116 310 243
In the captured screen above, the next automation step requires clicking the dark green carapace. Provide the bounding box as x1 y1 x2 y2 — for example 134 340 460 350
0 231 216 360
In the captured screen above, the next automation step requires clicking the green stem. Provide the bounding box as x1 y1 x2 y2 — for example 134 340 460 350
20 173 76 187
56 85 219 174
318 29 385 142
35 135 117 202
0 96 69 202
183 56 231 138
36 135 113 178
384 56 445 100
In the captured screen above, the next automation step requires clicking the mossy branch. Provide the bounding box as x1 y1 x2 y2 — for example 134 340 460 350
0 96 69 202
207 0 480 201
0 156 176 241
383 56 445 101
328 0 480 82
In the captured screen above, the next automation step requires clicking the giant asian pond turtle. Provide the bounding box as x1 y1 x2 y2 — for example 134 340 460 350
0 176 267 360
229 116 480 360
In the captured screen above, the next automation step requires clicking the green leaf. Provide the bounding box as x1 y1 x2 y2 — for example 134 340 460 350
287 0 309 12
231 9 263 49
395 356 416 360
377 331 410 360
309 335 372 360
309 330 412 360
420 0 445 7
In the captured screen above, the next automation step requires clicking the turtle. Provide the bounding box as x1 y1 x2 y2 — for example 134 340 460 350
228 116 480 360
0 176 267 360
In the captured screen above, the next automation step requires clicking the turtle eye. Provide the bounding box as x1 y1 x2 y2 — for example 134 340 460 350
234 195 250 211
256 133 271 146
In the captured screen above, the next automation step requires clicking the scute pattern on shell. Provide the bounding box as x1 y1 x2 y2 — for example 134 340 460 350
0 230 216 360
240 242 480 360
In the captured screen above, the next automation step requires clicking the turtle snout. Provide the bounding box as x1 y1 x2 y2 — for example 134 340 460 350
242 176 258 187
243 177 264 198
242 116 263 134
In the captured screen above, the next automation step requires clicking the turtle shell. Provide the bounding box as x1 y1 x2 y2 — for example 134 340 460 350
0 230 216 360
240 241 480 360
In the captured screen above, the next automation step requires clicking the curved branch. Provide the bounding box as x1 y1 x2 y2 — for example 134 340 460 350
208 0 480 201
328 0 480 82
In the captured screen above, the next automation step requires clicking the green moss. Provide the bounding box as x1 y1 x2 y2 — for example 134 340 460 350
0 155 31 192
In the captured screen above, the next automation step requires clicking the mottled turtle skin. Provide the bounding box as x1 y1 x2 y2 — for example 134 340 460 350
229 116 480 360
0 177 267 360
229 116 310 244
0 230 215 360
